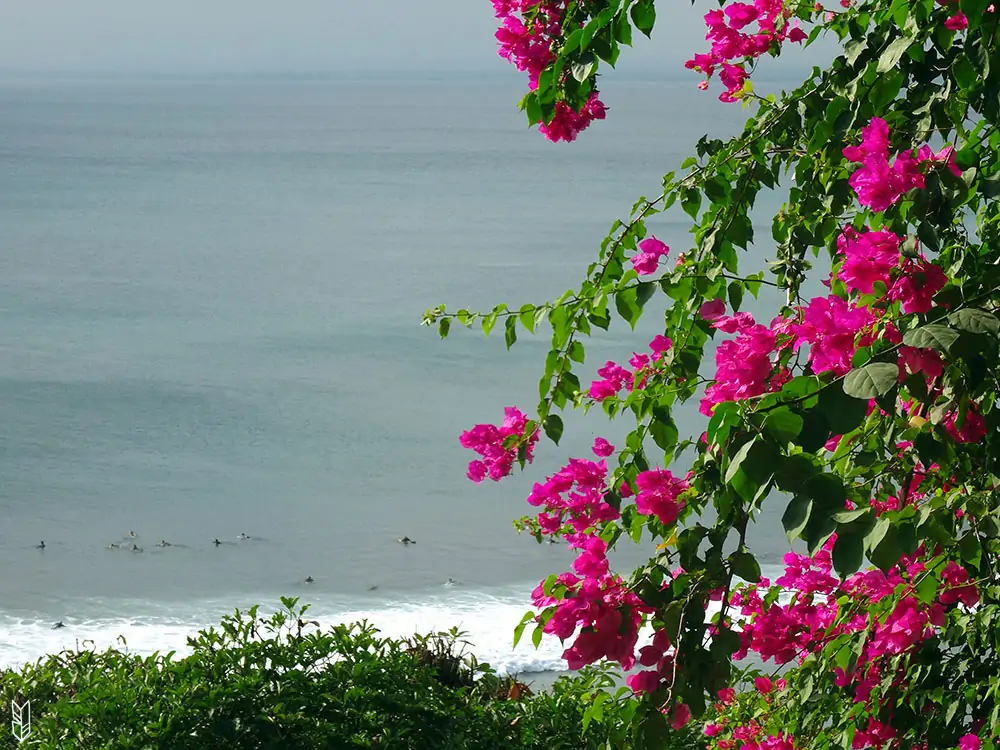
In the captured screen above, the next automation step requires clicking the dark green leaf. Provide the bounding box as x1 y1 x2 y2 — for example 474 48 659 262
782 494 813 541
902 324 959 352
948 308 1000 335
724 438 758 486
877 37 912 73
543 414 564 445
650 418 678 454
833 531 864 578
843 362 900 399
817 381 869 435
730 550 762 583
504 316 517 349
630 0 656 36
763 407 804 443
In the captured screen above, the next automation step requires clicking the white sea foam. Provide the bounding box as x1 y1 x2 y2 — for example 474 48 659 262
0 565 790 675
0 586 568 676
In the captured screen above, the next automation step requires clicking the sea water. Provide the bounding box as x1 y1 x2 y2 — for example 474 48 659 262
1 73 794 674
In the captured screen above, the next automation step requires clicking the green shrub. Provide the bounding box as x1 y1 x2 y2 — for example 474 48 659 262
0 599 697 749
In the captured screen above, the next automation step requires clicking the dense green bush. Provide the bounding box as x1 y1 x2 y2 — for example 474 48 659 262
0 598 702 749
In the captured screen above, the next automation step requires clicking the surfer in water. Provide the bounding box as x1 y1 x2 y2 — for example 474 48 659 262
213 538 222 546
108 542 120 549
397 536 415 545
36 541 45 549
238 533 251 541
52 621 65 630
129 531 137 538
156 540 172 548
304 576 314 584
131 544 143 553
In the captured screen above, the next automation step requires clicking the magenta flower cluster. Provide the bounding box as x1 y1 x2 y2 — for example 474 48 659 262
843 117 960 212
459 406 539 483
588 333 673 402
698 118 965 424
685 0 807 101
704 526 983 747
491 0 607 142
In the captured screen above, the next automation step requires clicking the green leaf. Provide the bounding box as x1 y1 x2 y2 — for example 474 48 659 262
518 304 536 333
817 381 869 435
568 340 586 363
877 36 912 73
504 316 517 349
512 610 536 648
707 402 740 446
531 625 544 649
954 54 979 91
543 414 564 445
914 574 939 605
902 324 959 352
724 438 758 486
438 318 451 339
615 287 646 329
866 517 890 553
843 362 899 399
782 495 813 541
681 188 702 220
763 407 804 443
916 222 940 253
960 0 991 28
956 147 979 171
833 508 870 524
980 175 1000 198
571 52 597 83
949 308 1000 335
833 531 864 578
649 418 678 454
630 0 656 37
730 550 762 583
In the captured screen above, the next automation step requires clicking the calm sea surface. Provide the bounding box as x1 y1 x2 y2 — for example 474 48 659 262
0 74 792 671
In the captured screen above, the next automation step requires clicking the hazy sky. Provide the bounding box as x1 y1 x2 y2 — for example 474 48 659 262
0 1 830 76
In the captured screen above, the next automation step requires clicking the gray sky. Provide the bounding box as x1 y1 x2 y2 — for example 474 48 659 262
0 1 829 76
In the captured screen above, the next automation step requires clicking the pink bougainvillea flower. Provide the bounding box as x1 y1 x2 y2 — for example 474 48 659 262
844 118 927 211
459 406 538 483
945 11 969 28
888 259 947 314
539 95 608 143
842 117 890 163
631 236 670 275
959 734 982 750
918 144 963 177
670 703 692 729
792 295 874 375
634 468 687 525
836 228 901 295
649 334 673 357
940 561 981 607
899 346 944 380
626 669 662 694
701 298 727 321
592 437 615 457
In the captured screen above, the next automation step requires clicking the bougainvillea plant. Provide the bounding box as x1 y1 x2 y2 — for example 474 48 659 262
426 0 1000 747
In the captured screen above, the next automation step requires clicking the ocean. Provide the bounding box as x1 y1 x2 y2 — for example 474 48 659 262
0 73 793 677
